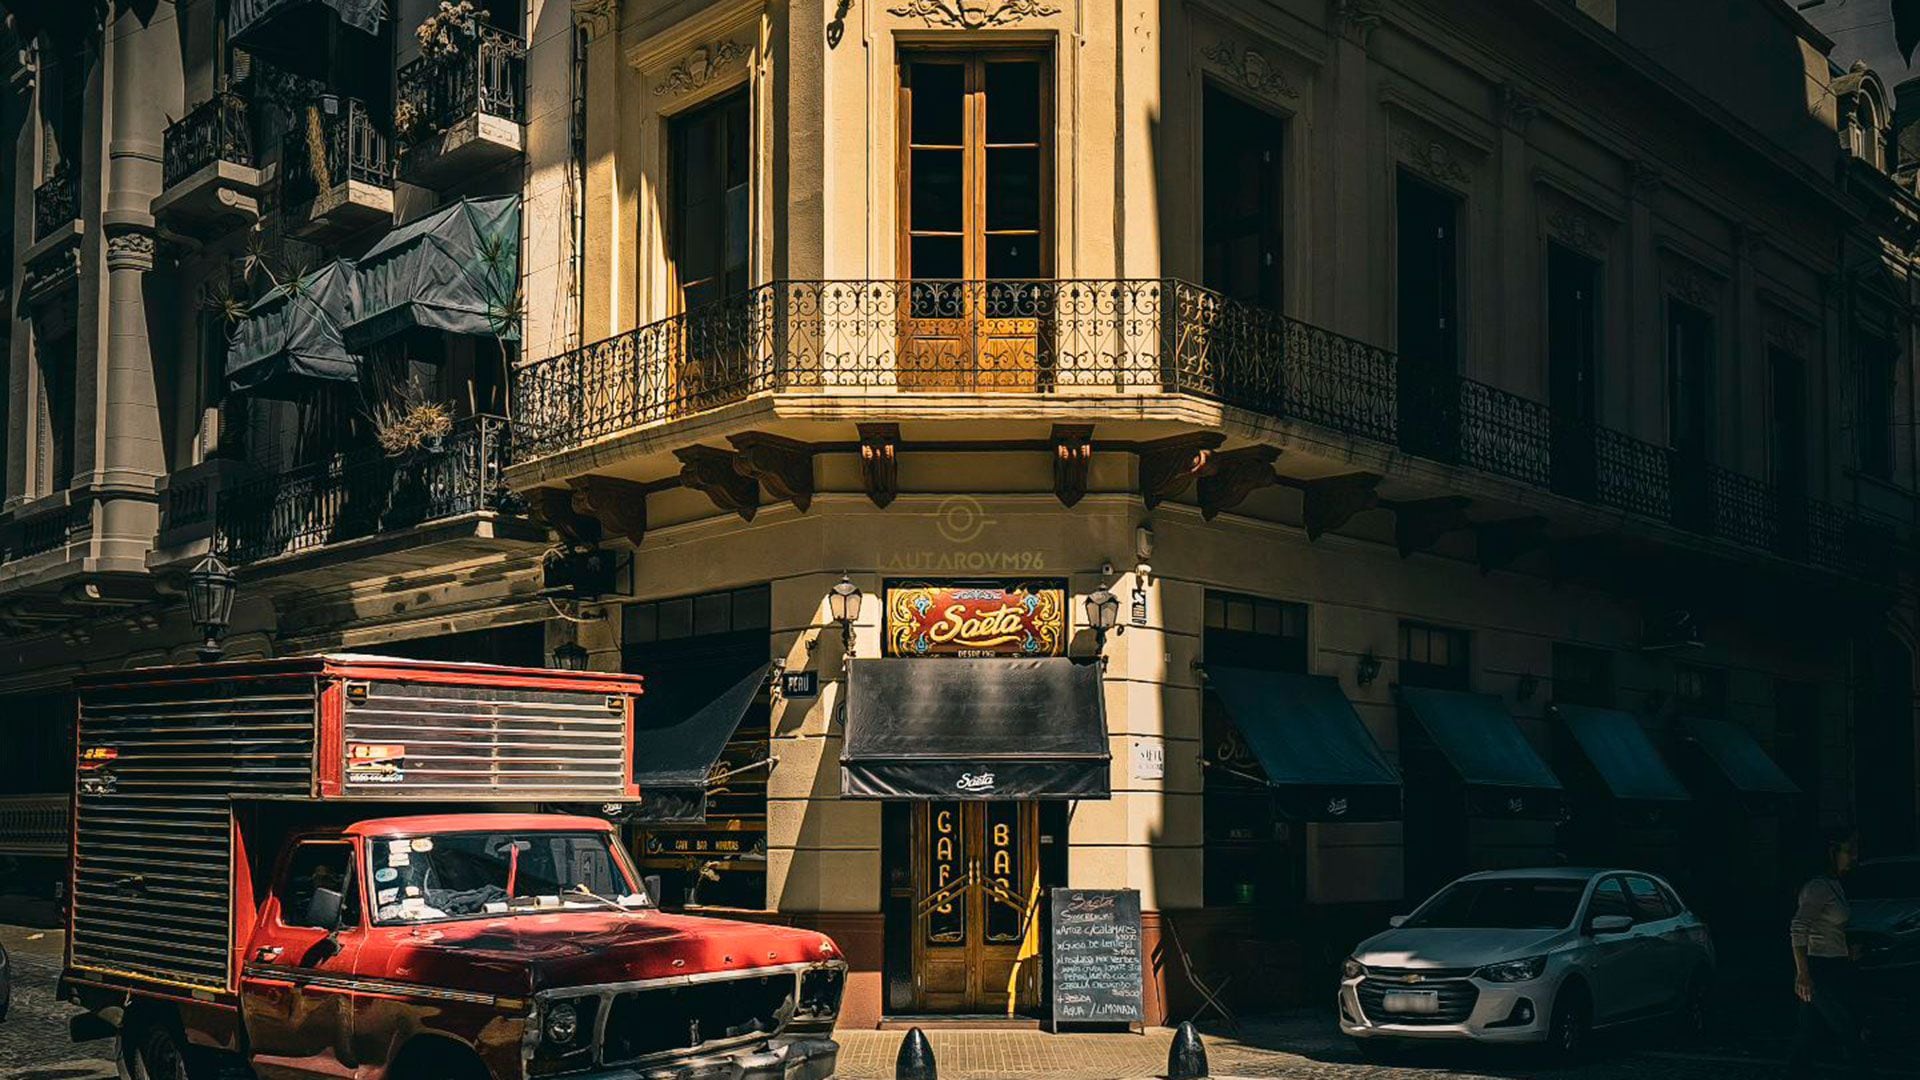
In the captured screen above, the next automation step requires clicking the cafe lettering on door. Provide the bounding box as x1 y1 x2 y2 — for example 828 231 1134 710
885 579 1067 658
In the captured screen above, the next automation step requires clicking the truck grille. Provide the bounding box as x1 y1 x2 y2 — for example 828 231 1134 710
1356 973 1480 1025
599 972 798 1064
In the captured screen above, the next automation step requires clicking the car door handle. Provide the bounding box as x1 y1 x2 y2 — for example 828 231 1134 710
253 946 284 962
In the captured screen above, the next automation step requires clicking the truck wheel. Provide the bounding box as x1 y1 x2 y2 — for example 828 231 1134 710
121 1023 191 1080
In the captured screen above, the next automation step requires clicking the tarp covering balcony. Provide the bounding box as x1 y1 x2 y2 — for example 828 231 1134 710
1203 667 1402 821
343 195 520 351
1681 715 1801 798
230 0 383 43
629 663 772 824
1399 687 1564 817
842 657 1110 800
226 259 361 399
1556 705 1692 804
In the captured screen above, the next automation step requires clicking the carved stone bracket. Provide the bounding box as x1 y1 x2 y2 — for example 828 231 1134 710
570 0 616 40
1665 258 1723 310
1499 84 1540 135
1629 160 1664 201
1137 432 1225 509
1302 472 1382 539
1330 0 1384 48
1546 208 1606 256
1393 126 1472 187
1200 41 1299 101
857 423 900 508
1051 425 1095 508
887 0 1059 27
677 446 760 520
567 475 650 546
105 227 157 273
730 432 815 511
1197 445 1283 520
1763 306 1812 358
1475 516 1548 575
1392 496 1472 558
652 40 750 97
527 487 605 549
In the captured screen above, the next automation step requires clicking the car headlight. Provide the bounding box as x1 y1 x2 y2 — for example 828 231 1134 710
1342 957 1366 980
1476 955 1548 983
544 1002 581 1045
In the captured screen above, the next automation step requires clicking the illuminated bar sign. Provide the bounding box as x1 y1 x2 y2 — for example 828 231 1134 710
884 579 1068 658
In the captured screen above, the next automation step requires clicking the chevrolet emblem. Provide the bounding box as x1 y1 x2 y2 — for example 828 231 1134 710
1399 973 1425 984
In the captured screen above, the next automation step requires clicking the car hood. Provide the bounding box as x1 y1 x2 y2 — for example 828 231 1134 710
381 910 841 994
1352 926 1573 970
1849 898 1920 937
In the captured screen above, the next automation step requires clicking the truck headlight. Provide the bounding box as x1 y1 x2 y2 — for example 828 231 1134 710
544 1002 580 1044
1476 956 1548 983
1342 957 1366 980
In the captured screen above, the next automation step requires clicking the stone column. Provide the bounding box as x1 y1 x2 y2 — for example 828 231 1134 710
1731 223 1761 473
1498 85 1538 392
4 38 35 509
1626 161 1662 436
1327 1 1380 339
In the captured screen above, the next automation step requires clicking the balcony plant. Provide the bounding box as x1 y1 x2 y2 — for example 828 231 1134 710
397 1 483 139
373 399 455 456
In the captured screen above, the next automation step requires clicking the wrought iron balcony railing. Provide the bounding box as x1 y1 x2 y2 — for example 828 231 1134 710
163 91 256 189
511 279 1896 580
396 21 528 138
216 415 513 565
33 161 77 240
279 96 394 205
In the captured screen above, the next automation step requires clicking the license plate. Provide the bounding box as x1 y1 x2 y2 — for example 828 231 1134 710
1382 989 1441 1015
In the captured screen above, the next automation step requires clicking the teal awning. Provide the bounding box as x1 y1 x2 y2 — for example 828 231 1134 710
343 196 521 350
1205 667 1400 821
1556 705 1691 803
1681 716 1800 796
1400 687 1563 791
226 259 361 399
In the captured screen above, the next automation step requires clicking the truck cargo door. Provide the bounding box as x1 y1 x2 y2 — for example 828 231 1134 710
241 839 366 1080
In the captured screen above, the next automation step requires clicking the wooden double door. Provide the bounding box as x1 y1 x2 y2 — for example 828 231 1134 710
911 801 1040 1013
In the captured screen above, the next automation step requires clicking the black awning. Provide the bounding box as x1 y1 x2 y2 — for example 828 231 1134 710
631 662 771 823
230 0 383 43
1556 705 1691 804
1400 687 1563 818
1204 667 1400 821
343 196 522 351
1681 716 1800 799
842 657 1109 800
226 259 361 400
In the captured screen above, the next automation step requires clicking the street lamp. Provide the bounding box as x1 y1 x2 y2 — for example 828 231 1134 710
828 574 863 657
552 640 590 671
186 554 237 663
1084 583 1120 658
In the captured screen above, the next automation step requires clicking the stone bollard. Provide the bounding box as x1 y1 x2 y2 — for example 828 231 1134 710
896 1026 937 1080
1166 1020 1208 1079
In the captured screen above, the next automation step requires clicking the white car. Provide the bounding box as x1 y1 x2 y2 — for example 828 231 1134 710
1338 868 1714 1057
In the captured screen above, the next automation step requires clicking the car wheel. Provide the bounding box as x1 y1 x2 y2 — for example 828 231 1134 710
1545 983 1591 1063
122 1023 191 1080
1677 967 1711 1041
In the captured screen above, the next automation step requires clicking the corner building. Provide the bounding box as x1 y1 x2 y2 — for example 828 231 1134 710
2 0 1918 1030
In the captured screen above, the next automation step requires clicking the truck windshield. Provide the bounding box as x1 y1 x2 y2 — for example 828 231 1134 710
368 830 650 924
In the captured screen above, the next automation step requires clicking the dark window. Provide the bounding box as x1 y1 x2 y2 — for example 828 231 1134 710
1855 337 1896 481
375 624 547 667
1399 621 1470 691
670 91 751 312
1666 299 1714 522
1552 644 1614 708
1674 663 1727 717
1770 348 1809 502
1396 172 1460 460
1202 591 1308 672
1547 243 1601 497
1625 875 1674 922
901 53 1047 282
278 841 359 929
1586 876 1631 921
1202 84 1284 309
36 331 76 494
1405 877 1587 930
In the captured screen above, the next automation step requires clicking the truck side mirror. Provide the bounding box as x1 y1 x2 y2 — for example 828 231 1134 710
306 886 345 930
643 875 663 904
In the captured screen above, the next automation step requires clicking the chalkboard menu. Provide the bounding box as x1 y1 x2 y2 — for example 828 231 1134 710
1049 888 1144 1025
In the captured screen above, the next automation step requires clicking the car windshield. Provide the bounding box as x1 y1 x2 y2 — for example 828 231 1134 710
368 830 650 924
1849 861 1920 900
1404 877 1587 930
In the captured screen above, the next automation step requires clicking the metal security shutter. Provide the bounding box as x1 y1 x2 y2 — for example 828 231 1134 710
340 680 628 797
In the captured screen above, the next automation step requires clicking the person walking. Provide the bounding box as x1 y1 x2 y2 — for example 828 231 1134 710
1787 828 1865 1076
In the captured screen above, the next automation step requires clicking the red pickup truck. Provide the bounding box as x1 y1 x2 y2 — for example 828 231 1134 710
59 656 844 1080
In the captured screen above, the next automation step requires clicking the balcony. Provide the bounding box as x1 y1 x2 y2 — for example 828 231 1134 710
32 162 77 241
396 20 528 187
215 415 543 589
153 91 266 235
279 96 394 240
510 279 1897 582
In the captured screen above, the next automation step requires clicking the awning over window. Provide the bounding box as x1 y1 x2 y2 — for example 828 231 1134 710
230 0 384 44
1204 667 1400 821
1399 687 1563 817
1556 705 1692 803
226 259 361 399
842 657 1110 800
343 196 521 351
1681 716 1801 798
631 662 772 824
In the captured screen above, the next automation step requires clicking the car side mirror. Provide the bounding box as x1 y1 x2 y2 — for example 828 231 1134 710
1588 914 1633 936
306 886 345 930
1387 914 1409 928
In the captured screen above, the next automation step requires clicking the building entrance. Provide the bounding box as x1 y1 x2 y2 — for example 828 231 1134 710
910 801 1039 1013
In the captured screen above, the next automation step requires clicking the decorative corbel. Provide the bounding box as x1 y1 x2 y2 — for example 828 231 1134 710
729 432 815 512
570 0 616 41
1137 432 1226 509
1302 473 1382 540
676 446 760 520
1197 446 1283 520
527 487 604 548
1051 424 1095 508
1392 496 1472 559
1475 516 1549 575
567 475 650 547
857 423 900 508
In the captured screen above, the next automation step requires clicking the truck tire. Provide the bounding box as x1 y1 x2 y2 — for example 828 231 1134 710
120 1021 192 1080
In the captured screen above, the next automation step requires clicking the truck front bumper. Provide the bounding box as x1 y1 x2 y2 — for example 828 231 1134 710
575 1037 837 1080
